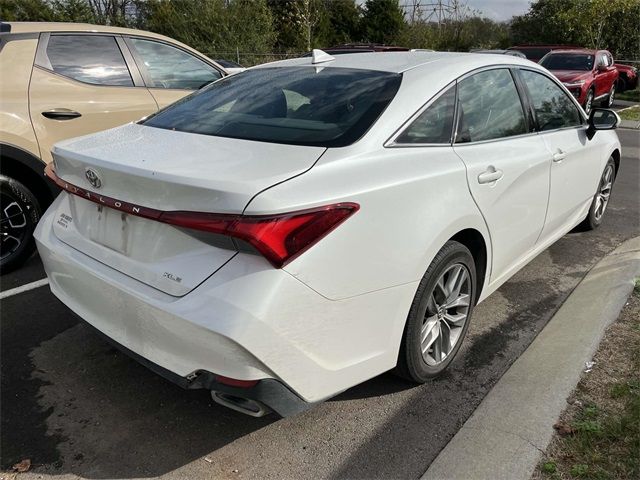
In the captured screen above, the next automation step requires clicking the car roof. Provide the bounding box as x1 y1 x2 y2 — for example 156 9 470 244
3 21 222 68
255 51 535 74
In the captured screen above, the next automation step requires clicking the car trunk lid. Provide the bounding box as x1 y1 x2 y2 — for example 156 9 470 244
49 123 325 296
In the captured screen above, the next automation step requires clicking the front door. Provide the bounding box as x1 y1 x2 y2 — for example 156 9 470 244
517 68 602 241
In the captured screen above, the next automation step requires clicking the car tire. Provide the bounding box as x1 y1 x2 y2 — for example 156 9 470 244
580 157 616 231
584 88 594 115
395 240 476 382
601 84 615 107
0 175 41 274
616 76 627 92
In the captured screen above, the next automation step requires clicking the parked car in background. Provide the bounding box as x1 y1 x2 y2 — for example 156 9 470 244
36 51 621 417
540 49 618 115
471 49 526 58
0 22 227 272
614 63 638 92
508 44 580 62
215 58 246 74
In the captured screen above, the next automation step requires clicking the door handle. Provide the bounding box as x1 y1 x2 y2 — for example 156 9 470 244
552 150 567 162
477 166 503 184
42 108 82 120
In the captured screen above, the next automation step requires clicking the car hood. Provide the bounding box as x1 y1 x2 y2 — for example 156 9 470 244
550 70 592 83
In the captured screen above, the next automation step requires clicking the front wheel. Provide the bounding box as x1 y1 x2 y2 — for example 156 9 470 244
583 89 594 115
0 175 41 274
395 241 476 382
580 158 616 231
601 84 615 107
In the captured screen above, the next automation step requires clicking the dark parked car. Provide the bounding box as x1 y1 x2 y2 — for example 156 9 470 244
614 63 638 92
471 49 526 58
540 49 619 115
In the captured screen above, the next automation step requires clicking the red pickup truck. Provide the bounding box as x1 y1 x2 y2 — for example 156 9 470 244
540 49 619 115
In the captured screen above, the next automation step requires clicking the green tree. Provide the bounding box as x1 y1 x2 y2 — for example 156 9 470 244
50 0 96 23
361 0 405 44
0 0 54 21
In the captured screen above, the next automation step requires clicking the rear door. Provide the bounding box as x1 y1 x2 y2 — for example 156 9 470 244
29 33 158 163
452 68 551 282
124 36 224 108
517 68 601 242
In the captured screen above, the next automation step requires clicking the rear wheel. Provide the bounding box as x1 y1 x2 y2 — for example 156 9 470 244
396 241 476 382
0 175 41 273
580 158 616 231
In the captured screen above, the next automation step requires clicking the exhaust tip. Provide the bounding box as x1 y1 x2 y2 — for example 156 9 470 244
211 391 272 417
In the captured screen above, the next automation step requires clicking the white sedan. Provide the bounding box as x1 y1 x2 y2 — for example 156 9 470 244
35 51 621 417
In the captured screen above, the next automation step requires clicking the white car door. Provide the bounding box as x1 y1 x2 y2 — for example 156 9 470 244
517 69 601 241
452 68 551 283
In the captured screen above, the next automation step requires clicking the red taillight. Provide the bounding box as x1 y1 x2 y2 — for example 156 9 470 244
45 164 359 268
160 203 359 268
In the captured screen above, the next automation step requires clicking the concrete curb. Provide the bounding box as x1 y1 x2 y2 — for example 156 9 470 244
422 236 640 480
618 119 640 129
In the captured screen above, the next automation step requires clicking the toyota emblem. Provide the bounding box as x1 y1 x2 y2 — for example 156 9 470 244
85 168 102 189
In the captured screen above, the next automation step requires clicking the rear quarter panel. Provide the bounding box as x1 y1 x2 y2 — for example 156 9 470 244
245 145 490 302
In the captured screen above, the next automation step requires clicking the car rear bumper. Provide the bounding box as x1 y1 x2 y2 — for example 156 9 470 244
35 195 415 407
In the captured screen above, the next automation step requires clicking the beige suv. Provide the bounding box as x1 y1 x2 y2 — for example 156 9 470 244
0 22 227 272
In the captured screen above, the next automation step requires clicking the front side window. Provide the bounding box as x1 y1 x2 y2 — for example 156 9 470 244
455 69 527 143
520 70 582 131
143 67 402 147
46 35 133 86
129 38 222 90
541 54 595 71
396 86 456 144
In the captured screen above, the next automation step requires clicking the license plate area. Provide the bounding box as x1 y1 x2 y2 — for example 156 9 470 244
88 204 130 254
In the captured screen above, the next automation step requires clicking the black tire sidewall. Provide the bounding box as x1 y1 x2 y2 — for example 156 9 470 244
400 241 476 382
0 175 41 273
585 158 616 230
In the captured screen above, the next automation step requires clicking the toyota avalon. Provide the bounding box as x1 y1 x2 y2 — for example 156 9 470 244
35 51 621 417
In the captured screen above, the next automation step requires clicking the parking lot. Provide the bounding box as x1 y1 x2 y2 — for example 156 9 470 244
1 128 638 479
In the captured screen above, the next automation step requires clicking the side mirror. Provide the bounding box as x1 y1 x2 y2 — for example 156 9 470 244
586 108 620 140
597 63 607 72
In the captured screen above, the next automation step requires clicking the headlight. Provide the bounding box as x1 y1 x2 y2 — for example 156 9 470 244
563 80 586 88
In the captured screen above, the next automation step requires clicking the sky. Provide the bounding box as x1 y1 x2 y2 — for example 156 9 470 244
464 0 531 21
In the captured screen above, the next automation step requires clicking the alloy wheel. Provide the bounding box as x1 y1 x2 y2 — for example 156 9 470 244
593 164 614 222
608 86 615 107
584 91 594 115
0 192 29 261
421 263 471 366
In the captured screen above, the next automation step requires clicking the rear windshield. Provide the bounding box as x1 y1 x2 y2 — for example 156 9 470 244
541 54 594 71
142 67 402 147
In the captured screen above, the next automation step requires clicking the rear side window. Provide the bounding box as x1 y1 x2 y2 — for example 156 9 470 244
46 35 133 86
455 69 527 143
519 70 582 131
143 67 402 147
128 38 222 90
396 86 456 144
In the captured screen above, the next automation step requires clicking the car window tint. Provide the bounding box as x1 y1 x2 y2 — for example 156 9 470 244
143 67 402 148
520 70 582 131
396 86 455 144
46 35 133 86
129 38 222 90
455 69 527 143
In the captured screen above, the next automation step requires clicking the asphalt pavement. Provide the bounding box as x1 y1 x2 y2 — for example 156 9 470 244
1 129 639 479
